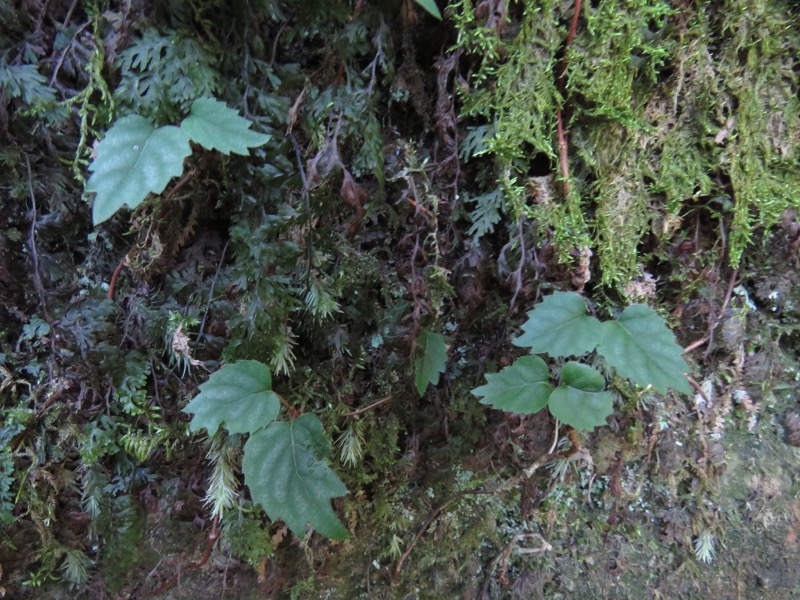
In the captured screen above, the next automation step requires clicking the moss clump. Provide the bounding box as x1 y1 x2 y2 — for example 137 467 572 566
454 0 800 287
717 0 800 265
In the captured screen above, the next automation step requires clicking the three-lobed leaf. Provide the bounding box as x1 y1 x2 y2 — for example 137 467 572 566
472 355 553 414
597 304 691 394
548 362 614 430
182 360 280 436
243 414 349 540
414 331 448 395
87 98 270 225
513 292 605 357
181 97 271 155
477 294 691 432
86 115 191 224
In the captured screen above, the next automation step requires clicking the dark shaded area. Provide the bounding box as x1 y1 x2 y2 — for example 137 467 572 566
1 1 799 598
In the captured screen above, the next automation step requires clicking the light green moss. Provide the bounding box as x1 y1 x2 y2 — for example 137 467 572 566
455 0 800 287
718 0 800 264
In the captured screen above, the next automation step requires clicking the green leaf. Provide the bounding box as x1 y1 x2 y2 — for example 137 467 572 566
414 0 442 19
414 331 447 395
548 387 615 430
243 414 349 540
548 362 614 430
560 361 605 392
86 116 191 224
472 355 553 414
182 360 280 436
597 305 691 394
181 97 270 155
513 292 605 357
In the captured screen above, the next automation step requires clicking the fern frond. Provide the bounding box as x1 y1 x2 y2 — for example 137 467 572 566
694 530 715 563
0 55 56 105
205 435 240 520
335 423 364 468
60 547 91 588
270 326 297 376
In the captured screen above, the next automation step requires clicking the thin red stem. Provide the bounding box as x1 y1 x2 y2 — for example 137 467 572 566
107 257 127 300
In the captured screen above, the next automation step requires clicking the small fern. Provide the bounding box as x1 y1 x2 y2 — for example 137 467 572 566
0 55 56 105
60 547 91 588
467 188 504 240
116 29 221 122
205 434 240 520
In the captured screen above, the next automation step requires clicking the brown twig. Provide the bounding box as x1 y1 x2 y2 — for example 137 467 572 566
556 110 570 197
509 218 527 312
482 532 552 593
148 514 220 597
392 488 486 582
405 195 435 222
685 375 712 479
564 0 582 56
62 0 80 28
276 393 301 418
554 0 583 199
196 239 230 352
49 20 90 87
163 169 196 202
683 335 709 354
342 395 392 417
683 269 738 357
567 427 582 452
686 375 711 407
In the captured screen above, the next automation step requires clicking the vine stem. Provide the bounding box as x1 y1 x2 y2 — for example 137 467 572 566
196 239 230 352
276 393 301 418
565 0 582 51
703 268 739 361
107 256 127 300
683 268 739 355
106 169 199 301
556 110 570 197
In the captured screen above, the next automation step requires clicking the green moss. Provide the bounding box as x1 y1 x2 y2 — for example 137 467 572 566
456 0 800 287
580 122 653 286
568 0 674 126
97 497 154 594
717 0 800 265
